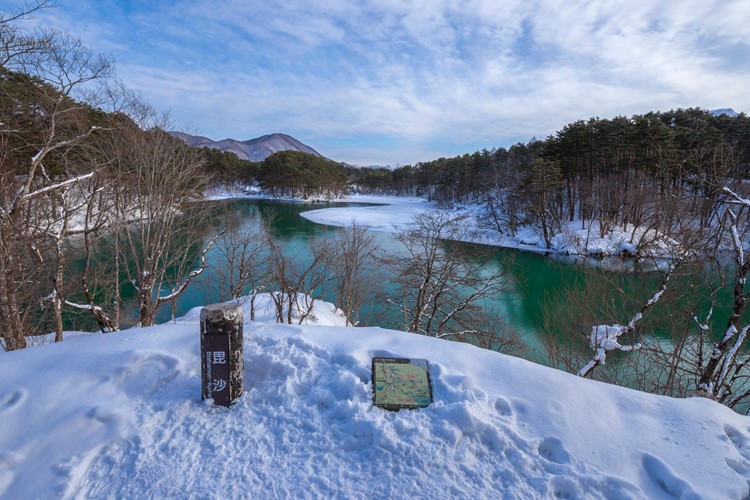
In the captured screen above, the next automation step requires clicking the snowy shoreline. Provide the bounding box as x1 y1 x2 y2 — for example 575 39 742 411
205 187 677 263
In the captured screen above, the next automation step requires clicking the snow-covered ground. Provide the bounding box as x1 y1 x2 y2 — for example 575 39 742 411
2 294 750 498
203 190 682 258
300 194 674 258
204 184 266 200
301 194 435 233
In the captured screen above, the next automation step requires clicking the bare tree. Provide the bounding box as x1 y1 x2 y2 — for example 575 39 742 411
0 10 113 349
0 1 52 67
58 87 166 332
266 235 334 325
540 257 698 398
28 181 95 341
331 220 381 326
578 261 679 378
570 185 750 411
0 3 220 348
60 175 121 333
384 211 515 345
695 187 750 405
104 119 215 327
520 159 563 249
201 213 270 320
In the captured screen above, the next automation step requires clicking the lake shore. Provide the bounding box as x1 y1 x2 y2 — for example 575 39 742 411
205 187 677 263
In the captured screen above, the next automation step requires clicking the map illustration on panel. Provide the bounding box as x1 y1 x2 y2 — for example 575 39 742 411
372 357 433 410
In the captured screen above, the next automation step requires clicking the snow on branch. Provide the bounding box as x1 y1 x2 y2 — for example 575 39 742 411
578 261 679 378
721 187 750 269
724 207 744 269
435 330 480 339
29 123 105 164
63 299 104 313
696 186 750 397
577 325 641 377
716 323 750 392
156 231 224 303
21 171 94 202
722 186 750 208
693 308 712 332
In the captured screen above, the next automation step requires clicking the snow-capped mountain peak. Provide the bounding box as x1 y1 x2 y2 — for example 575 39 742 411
170 131 324 162
710 108 739 118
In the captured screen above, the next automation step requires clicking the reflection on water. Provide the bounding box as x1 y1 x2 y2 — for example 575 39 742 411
548 253 672 274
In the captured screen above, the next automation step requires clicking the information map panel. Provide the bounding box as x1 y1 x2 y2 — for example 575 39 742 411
372 357 433 411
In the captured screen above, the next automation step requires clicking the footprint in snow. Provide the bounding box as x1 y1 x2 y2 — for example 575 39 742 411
493 397 513 419
0 390 26 414
86 405 123 425
117 352 181 397
641 453 699 499
725 425 750 458
538 437 571 465
0 452 22 494
723 425 750 486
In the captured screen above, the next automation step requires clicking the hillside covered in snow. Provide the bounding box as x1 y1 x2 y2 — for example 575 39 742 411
1 295 750 498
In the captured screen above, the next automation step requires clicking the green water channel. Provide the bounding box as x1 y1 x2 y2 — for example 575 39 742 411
161 199 732 367
58 197 741 379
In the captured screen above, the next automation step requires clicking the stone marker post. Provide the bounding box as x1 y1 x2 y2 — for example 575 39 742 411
200 303 244 406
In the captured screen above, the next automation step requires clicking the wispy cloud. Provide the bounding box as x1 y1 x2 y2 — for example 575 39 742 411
29 0 750 165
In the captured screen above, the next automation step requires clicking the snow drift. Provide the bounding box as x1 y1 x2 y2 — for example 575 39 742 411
1 294 750 498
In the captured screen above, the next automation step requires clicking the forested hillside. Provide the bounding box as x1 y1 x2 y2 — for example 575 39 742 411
347 109 750 247
201 148 348 199
258 150 347 199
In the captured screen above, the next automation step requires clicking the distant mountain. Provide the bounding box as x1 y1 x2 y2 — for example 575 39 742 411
710 108 739 118
170 132 324 162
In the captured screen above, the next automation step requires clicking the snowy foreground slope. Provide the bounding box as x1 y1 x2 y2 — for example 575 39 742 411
2 298 750 498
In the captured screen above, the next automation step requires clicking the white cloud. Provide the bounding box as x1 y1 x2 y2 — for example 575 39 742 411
28 0 750 165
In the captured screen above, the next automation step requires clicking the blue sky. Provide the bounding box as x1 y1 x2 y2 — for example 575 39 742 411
22 0 750 166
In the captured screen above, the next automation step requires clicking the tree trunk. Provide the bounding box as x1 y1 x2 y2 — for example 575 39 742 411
0 244 27 350
699 260 750 393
